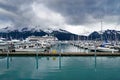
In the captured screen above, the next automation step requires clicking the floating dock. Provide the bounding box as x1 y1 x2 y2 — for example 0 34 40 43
0 52 120 56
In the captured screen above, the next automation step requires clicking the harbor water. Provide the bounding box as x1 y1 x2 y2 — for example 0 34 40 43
0 44 120 80
50 43 88 53
1 56 120 80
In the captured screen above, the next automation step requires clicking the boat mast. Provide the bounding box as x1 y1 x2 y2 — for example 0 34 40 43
78 35 80 41
114 26 117 44
101 20 103 41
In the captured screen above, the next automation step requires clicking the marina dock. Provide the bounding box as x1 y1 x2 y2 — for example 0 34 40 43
1 52 120 56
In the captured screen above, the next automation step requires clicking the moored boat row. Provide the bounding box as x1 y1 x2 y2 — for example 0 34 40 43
71 40 120 53
0 35 58 52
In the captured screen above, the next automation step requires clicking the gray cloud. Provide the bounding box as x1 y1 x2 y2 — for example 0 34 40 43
0 0 34 28
42 0 120 25
0 0 120 32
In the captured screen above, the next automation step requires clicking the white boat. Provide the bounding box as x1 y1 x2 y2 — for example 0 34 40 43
14 40 51 52
88 46 95 51
0 38 16 52
15 47 46 52
89 46 119 52
97 47 118 52
0 39 9 51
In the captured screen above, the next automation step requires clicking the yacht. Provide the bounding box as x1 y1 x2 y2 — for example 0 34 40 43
88 42 119 52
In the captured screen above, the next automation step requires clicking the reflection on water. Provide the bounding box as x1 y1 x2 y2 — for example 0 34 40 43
51 44 88 53
35 55 62 70
95 55 96 72
59 56 61 70
1 56 120 80
35 56 38 69
7 56 9 69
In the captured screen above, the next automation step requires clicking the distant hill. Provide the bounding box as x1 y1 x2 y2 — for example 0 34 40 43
2 27 119 41
0 27 87 40
88 29 120 41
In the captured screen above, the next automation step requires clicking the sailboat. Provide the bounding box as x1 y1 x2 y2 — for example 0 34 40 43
89 21 119 52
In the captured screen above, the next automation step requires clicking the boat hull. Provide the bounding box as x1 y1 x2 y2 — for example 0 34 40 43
15 48 46 52
89 47 119 52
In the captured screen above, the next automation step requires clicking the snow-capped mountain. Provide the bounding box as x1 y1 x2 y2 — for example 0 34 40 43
0 27 120 40
0 27 70 33
0 27 87 40
88 29 120 40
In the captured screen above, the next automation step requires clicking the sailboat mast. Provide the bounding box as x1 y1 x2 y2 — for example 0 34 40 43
114 26 117 44
101 20 103 41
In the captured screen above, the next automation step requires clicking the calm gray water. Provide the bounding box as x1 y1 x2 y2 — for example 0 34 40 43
0 56 120 80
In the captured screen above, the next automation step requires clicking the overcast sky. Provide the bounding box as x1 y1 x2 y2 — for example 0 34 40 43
0 0 120 35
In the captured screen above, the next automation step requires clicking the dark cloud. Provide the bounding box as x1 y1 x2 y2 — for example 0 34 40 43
0 0 120 29
43 0 120 25
0 0 34 28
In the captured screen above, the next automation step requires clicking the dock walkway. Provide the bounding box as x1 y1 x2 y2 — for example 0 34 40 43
0 52 120 56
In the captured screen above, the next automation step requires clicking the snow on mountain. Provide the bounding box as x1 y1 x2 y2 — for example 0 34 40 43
0 26 70 34
41 28 70 34
96 29 119 35
88 29 120 40
117 31 120 34
56 29 70 33
43 28 54 33
0 26 85 40
1 26 120 37
97 30 106 34
0 26 16 32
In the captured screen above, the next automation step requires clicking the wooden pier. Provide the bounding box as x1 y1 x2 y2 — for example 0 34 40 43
0 52 120 56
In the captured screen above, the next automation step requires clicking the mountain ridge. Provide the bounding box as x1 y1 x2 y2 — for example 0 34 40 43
0 27 87 40
88 29 120 40
0 27 119 40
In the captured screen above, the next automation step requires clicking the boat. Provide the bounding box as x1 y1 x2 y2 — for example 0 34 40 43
0 38 15 52
97 47 118 52
15 47 46 52
88 42 119 52
14 41 50 52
